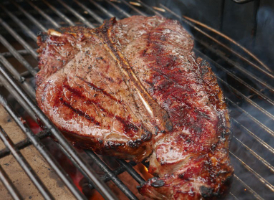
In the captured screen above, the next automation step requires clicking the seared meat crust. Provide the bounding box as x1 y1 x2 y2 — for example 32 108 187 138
36 16 233 199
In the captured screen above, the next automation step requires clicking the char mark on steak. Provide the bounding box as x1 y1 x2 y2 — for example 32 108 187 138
36 16 233 199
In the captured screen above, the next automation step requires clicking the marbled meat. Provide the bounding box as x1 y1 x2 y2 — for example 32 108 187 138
36 16 233 199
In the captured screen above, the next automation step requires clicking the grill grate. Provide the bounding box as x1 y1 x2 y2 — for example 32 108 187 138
0 0 273 200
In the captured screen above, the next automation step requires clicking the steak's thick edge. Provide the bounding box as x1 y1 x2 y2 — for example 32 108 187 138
36 16 233 199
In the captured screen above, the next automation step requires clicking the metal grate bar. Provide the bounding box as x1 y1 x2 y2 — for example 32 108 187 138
121 0 147 16
233 174 263 200
0 97 87 200
0 18 37 58
26 0 60 29
196 39 274 91
231 116 274 154
41 0 75 26
0 1 273 199
0 73 36 121
89 0 118 19
105 0 131 18
0 66 117 200
232 135 274 173
88 162 138 190
0 49 34 57
0 126 53 200
231 152 274 192
11 0 47 32
0 57 35 99
85 150 138 200
0 165 23 200
56 0 95 28
0 35 37 76
229 192 239 200
138 1 163 17
195 49 274 106
117 160 145 184
0 129 50 159
229 99 274 138
217 76 274 121
0 4 37 41
159 3 274 77
74 0 104 24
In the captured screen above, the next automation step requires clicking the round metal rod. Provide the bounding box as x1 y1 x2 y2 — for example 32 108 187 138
105 0 131 18
0 97 87 200
11 0 47 32
159 3 273 76
89 0 118 19
0 65 117 200
0 4 37 41
233 174 263 200
85 150 138 200
0 18 37 59
0 35 37 77
183 15 272 73
231 152 274 192
194 48 274 103
73 0 104 24
0 57 36 99
195 39 274 87
26 0 61 29
117 160 145 184
56 0 95 28
42 0 75 26
230 111 274 154
0 165 23 200
0 129 50 159
232 135 274 173
0 126 53 200
0 73 36 120
217 76 274 121
120 0 147 16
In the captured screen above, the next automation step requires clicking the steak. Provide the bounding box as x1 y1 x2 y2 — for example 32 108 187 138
36 16 233 199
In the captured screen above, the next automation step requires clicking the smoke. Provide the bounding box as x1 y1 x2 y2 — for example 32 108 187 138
255 6 274 69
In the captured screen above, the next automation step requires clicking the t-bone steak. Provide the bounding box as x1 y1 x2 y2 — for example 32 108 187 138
36 16 233 199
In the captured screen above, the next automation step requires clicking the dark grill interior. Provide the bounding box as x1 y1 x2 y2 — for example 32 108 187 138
0 0 273 200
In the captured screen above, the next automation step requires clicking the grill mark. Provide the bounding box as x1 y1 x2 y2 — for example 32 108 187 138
63 84 139 136
60 98 100 125
86 100 139 136
76 76 122 103
98 18 173 132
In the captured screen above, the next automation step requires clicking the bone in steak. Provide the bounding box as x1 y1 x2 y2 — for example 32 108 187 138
36 16 233 199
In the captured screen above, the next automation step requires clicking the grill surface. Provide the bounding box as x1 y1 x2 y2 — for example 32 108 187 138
0 0 273 200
